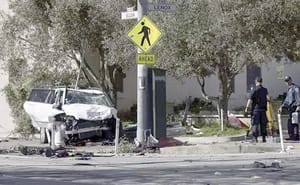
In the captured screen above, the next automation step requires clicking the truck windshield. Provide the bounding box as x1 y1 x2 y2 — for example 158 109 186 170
65 90 113 107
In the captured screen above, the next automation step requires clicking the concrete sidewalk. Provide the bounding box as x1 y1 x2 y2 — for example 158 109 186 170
159 133 300 155
160 139 293 155
1 132 300 156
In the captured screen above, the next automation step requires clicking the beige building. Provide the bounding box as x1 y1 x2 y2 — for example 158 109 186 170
0 72 14 137
0 0 14 137
117 60 300 111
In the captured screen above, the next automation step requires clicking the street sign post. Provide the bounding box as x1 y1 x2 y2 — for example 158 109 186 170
148 3 176 12
121 11 138 20
122 0 165 147
127 16 162 53
135 0 150 147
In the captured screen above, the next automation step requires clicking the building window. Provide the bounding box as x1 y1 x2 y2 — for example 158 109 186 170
231 78 235 93
246 64 261 92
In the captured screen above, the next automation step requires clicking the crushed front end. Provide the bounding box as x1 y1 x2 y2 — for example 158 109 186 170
64 116 117 142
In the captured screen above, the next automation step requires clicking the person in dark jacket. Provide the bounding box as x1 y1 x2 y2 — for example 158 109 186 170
245 77 268 142
278 76 300 141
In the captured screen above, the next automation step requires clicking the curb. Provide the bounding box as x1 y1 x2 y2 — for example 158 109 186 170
174 135 245 144
159 142 282 155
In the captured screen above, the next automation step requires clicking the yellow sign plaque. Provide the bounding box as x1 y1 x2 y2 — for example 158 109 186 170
136 53 156 65
127 16 162 52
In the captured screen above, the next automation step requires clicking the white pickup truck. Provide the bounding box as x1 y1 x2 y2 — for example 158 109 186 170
23 87 121 144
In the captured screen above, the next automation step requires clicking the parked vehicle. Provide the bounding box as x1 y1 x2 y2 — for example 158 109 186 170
23 87 121 144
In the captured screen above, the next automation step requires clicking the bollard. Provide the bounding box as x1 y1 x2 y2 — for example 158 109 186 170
49 115 65 150
54 120 65 149
114 118 120 155
277 114 285 153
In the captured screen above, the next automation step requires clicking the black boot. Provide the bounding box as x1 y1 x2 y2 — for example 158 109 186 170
294 134 299 141
262 136 266 143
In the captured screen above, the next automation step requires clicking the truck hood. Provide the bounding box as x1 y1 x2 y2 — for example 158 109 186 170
62 104 117 121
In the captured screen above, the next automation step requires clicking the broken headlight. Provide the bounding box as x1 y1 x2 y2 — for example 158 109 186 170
65 116 77 130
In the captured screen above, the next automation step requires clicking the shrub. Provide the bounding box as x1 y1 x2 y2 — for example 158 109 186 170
118 103 137 124
174 97 216 114
188 122 247 137
118 137 136 153
3 84 35 138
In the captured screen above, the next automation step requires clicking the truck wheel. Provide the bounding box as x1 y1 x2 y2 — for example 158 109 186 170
40 128 48 144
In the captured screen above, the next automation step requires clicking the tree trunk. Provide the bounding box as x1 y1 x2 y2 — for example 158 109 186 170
74 53 93 87
196 76 209 100
219 92 229 125
104 62 116 105
97 48 117 106
217 66 233 125
98 48 107 91
196 76 220 114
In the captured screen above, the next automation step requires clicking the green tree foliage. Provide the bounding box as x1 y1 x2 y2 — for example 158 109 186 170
152 0 300 123
39 0 133 102
241 0 300 61
2 57 75 137
0 0 134 134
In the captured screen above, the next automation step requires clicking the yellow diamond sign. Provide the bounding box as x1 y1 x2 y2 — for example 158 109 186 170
127 16 162 53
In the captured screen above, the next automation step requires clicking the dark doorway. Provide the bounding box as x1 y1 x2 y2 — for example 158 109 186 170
246 65 261 92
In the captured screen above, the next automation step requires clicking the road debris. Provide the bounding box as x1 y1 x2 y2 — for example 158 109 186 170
15 145 44 156
253 161 266 168
253 160 282 169
271 160 282 169
73 152 93 160
0 139 9 143
214 171 222 176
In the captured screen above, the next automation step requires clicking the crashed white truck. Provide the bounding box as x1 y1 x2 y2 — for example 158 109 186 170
23 87 122 144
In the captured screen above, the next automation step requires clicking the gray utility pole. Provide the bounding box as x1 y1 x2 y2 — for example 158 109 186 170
136 0 151 146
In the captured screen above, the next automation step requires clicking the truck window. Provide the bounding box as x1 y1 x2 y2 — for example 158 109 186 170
27 89 51 103
45 90 56 104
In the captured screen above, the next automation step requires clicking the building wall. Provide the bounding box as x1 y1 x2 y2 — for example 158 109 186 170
0 0 14 137
117 60 300 111
0 72 14 136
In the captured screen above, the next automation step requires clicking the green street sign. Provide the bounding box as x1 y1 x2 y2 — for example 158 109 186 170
137 53 156 65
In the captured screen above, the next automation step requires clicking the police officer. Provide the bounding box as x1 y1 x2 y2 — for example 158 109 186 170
245 77 268 142
278 76 300 141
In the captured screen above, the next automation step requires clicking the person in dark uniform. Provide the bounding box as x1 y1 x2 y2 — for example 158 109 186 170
245 77 268 142
278 76 300 141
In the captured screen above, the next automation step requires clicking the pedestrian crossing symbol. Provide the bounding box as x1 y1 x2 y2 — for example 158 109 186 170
127 16 162 53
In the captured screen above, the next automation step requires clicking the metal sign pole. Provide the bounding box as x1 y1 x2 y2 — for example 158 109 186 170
136 0 149 147
124 0 163 147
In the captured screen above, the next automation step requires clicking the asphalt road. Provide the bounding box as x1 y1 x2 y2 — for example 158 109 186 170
0 152 300 185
